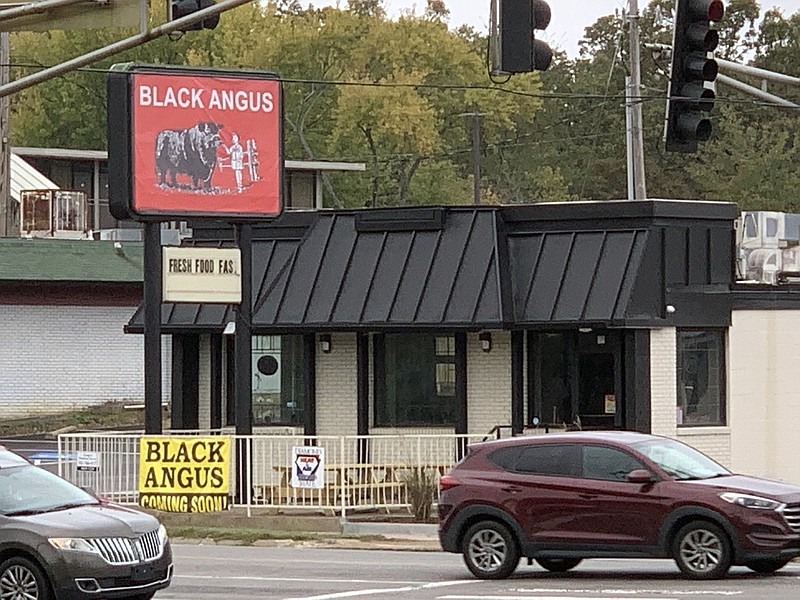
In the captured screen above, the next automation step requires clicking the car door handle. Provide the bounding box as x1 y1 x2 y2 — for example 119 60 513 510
502 485 522 494
579 493 598 500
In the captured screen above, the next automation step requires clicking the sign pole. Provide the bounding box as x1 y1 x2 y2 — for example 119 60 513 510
144 221 163 434
234 222 252 504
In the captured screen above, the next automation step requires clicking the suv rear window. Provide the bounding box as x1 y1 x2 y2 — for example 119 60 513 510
489 444 580 477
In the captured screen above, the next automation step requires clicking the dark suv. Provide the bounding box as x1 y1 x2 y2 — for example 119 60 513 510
438 432 800 580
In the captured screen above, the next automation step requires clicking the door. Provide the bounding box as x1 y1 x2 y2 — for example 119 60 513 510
574 444 670 548
575 331 622 430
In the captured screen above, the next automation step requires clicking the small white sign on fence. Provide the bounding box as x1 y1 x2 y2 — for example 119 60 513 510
76 452 100 472
290 446 324 489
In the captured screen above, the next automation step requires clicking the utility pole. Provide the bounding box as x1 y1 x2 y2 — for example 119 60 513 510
459 112 489 205
626 0 647 200
0 32 10 237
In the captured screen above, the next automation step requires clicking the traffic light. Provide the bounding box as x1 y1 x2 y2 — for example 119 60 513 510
664 0 725 153
498 0 553 74
170 0 220 31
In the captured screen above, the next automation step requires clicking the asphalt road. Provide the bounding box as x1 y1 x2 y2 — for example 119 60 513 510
161 545 800 600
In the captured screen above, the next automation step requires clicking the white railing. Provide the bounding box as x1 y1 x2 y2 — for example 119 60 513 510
57 432 487 517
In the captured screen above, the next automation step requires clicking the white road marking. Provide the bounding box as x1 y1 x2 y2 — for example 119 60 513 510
438 596 677 600
174 574 425 585
423 581 483 588
282 587 415 600
514 589 742 596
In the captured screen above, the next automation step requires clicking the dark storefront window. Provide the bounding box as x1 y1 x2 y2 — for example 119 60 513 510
531 332 572 426
251 335 307 426
375 333 455 426
677 330 726 427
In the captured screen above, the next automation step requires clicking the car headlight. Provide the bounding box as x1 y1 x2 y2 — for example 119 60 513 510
719 492 785 510
157 524 169 546
49 538 101 554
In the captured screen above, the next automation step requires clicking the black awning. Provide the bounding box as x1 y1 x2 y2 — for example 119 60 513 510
251 210 508 329
509 229 649 326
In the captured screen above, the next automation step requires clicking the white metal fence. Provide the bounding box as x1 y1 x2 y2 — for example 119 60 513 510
57 432 488 516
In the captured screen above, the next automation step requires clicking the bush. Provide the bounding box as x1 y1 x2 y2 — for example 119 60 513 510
403 466 437 522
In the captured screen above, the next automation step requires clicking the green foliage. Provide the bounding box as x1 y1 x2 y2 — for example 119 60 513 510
7 0 800 210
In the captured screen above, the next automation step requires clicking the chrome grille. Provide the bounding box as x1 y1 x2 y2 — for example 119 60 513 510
89 529 162 565
782 504 800 533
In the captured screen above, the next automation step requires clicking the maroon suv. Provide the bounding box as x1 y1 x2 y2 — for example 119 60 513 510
438 432 800 580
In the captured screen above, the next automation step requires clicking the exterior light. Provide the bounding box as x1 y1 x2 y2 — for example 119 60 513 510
319 334 332 354
479 331 492 353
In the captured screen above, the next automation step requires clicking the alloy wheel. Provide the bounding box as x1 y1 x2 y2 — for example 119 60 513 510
1 564 40 600
679 528 723 574
468 528 508 573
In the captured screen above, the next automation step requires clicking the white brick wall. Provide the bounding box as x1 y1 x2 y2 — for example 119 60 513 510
468 331 512 436
676 428 731 465
316 332 358 435
198 335 211 429
727 310 800 485
650 327 678 438
0 305 171 419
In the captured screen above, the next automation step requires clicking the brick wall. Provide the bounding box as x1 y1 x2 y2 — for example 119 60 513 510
198 335 211 429
468 331 512 436
0 305 171 418
316 332 358 435
727 310 800 484
676 428 731 466
649 327 678 439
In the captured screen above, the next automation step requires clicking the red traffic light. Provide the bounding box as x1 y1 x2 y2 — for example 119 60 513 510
707 0 724 21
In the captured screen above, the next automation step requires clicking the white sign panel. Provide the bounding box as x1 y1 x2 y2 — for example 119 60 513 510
290 446 325 489
76 452 100 473
163 247 242 304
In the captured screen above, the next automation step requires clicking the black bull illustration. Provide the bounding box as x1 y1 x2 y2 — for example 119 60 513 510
155 121 224 191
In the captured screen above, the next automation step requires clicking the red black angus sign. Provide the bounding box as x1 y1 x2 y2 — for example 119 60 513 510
108 65 283 221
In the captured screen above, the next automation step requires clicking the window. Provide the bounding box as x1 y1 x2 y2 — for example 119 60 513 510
581 446 644 482
251 335 308 426
677 330 725 426
488 447 521 471
531 332 572 426
515 444 579 477
375 333 456 426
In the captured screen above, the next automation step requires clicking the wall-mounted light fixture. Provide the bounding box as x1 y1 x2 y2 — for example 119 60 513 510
319 333 332 353
223 321 236 336
479 331 492 353
578 327 592 334
666 305 676 314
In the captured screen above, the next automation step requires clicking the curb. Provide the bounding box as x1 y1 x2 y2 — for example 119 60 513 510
171 536 442 552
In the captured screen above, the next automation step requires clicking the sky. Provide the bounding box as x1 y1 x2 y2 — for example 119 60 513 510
314 0 800 58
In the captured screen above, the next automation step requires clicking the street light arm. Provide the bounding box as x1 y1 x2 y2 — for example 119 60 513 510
0 0 252 98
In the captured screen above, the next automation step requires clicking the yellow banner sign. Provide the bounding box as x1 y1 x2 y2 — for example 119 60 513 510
138 437 231 513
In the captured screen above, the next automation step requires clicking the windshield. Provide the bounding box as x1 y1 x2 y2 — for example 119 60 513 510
0 464 98 516
630 437 730 480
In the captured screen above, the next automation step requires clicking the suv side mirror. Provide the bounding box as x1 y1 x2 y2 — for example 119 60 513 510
627 469 655 484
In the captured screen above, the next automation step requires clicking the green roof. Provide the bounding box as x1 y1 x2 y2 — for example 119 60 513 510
0 238 144 282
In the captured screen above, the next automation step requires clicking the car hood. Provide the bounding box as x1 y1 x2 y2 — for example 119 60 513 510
12 503 160 538
685 474 800 504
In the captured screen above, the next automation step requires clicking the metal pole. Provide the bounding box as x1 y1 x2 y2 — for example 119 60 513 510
0 0 87 21
0 0 251 98
625 76 635 201
234 223 252 436
143 222 163 434
0 32 9 236
717 58 800 89
627 0 647 200
471 114 481 205
716 73 799 108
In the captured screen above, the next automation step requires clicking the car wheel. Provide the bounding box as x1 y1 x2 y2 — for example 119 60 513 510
0 556 52 600
461 520 520 579
536 558 583 573
672 521 732 580
746 559 791 574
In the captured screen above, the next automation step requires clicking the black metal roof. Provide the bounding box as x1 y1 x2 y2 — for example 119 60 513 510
127 201 738 333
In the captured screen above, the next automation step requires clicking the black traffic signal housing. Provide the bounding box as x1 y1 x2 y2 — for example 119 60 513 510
664 0 725 153
498 0 553 73
170 0 220 31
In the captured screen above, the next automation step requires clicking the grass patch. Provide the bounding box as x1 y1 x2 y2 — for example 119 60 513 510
0 402 163 437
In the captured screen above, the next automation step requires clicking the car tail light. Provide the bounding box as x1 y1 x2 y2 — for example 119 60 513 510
439 474 460 491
